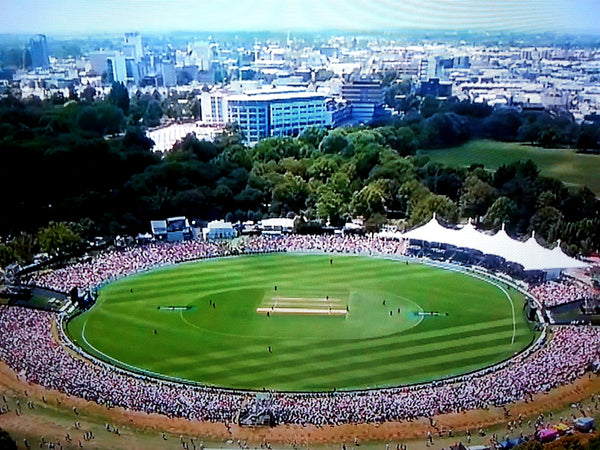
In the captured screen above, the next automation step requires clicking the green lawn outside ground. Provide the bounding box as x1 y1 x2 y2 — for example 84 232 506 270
419 140 600 195
67 254 535 392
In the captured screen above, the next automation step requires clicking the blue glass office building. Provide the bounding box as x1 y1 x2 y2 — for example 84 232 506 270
227 91 328 144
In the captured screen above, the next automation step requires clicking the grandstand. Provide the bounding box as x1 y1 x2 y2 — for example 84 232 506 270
381 214 588 281
0 232 595 431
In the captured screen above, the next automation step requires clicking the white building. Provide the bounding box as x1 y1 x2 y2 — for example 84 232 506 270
258 218 295 234
106 54 139 84
202 220 237 240
200 90 229 125
87 50 117 75
123 32 143 62
146 122 221 153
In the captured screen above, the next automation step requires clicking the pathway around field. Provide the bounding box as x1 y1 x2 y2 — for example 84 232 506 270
1 359 599 448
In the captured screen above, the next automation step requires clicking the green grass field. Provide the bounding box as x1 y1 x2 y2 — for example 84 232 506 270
419 140 600 194
67 254 535 392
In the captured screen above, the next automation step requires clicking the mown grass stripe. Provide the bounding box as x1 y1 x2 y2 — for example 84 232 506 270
180 328 524 383
202 345 513 390
69 253 535 391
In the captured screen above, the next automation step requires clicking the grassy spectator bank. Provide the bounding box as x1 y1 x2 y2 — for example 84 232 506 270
419 140 600 195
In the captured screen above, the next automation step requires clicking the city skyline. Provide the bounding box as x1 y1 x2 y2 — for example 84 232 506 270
0 0 599 36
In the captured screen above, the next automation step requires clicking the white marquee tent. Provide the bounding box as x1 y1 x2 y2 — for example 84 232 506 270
381 214 587 274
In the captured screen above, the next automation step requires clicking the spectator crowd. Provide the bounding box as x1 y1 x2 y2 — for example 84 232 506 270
244 234 406 256
2 234 596 425
0 306 598 425
27 240 226 293
530 281 597 307
27 235 406 294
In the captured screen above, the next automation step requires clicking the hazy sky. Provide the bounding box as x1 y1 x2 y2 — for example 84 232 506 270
1 0 599 35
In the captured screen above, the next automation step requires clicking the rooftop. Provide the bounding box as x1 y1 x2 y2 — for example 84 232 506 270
227 91 327 102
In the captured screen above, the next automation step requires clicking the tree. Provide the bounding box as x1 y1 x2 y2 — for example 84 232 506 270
538 126 561 147
172 134 217 161
122 128 155 152
447 99 492 118
308 155 341 181
347 129 386 149
588 435 600 450
37 222 84 255
129 93 163 127
270 172 309 214
234 187 264 210
557 217 600 255
420 95 440 118
76 103 125 135
350 179 390 218
484 108 522 141
7 233 38 264
368 149 414 184
353 142 383 180
514 440 543 450
316 186 346 223
396 94 420 113
422 112 470 147
390 126 418 156
483 196 517 229
560 186 599 223
0 427 17 450
459 175 496 221
252 137 303 163
576 123 600 151
545 435 584 450
141 186 176 215
530 206 563 243
143 98 163 127
493 160 540 192
80 85 96 103
298 127 328 149
384 80 411 110
417 161 465 201
0 243 16 268
409 193 458 226
537 190 558 209
108 81 130 115
319 132 353 155
517 119 541 144
190 98 201 119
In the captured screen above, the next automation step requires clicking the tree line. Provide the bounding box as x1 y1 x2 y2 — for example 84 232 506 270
1 84 599 267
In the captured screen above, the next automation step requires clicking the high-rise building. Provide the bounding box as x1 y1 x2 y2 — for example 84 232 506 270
123 32 143 62
201 90 229 125
340 78 390 124
29 34 50 69
87 51 117 75
105 53 140 85
106 56 126 83
191 41 212 71
159 59 176 87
